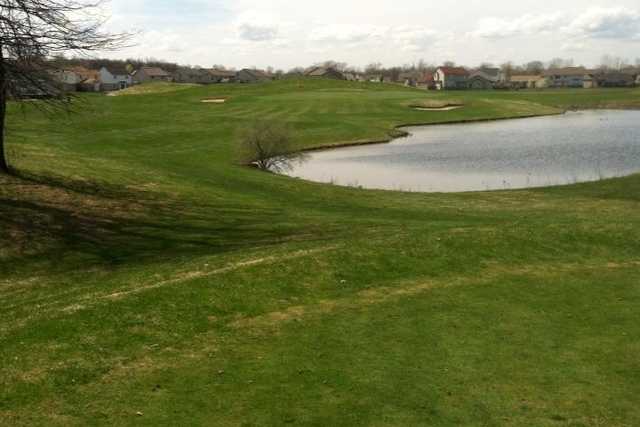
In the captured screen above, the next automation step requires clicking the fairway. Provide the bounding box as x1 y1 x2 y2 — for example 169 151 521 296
1 80 640 426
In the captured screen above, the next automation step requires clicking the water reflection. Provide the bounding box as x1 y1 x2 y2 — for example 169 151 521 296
283 110 640 192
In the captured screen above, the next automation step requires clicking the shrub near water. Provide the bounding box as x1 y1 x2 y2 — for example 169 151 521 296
238 121 307 172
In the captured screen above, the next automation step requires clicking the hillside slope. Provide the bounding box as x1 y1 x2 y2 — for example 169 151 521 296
1 80 640 426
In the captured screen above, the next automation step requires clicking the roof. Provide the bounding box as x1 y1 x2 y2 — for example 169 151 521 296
240 69 272 79
437 66 469 76
469 73 494 82
66 66 99 81
543 67 587 77
207 69 236 78
478 67 501 77
595 72 636 81
177 67 209 75
510 75 545 82
470 69 500 82
103 66 130 76
417 74 434 83
304 66 343 77
139 67 171 77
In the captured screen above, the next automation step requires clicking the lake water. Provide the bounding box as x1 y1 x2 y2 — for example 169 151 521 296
283 110 640 192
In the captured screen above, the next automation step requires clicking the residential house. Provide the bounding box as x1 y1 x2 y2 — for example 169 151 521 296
509 74 547 89
343 72 360 81
399 72 419 87
595 71 636 87
304 66 346 80
365 75 383 83
236 69 274 83
468 67 505 89
543 67 587 88
51 66 101 92
417 74 436 90
132 67 172 84
174 67 212 84
637 74 640 86
583 72 598 89
433 67 469 90
99 66 132 91
51 69 83 92
208 69 237 83
468 74 493 90
401 72 437 90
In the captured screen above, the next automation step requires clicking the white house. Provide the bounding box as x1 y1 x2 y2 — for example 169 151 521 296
433 67 469 90
99 66 133 91
51 69 83 91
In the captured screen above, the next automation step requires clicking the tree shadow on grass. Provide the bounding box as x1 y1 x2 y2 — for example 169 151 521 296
0 170 333 278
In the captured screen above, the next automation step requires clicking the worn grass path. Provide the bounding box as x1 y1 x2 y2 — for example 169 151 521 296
1 80 640 425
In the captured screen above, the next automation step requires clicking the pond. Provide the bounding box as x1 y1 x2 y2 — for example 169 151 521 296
282 110 640 192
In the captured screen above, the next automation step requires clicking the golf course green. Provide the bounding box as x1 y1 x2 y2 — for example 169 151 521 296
1 79 639 426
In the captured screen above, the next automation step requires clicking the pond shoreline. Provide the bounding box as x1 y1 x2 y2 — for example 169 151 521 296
296 106 640 155
285 109 640 193
297 111 566 154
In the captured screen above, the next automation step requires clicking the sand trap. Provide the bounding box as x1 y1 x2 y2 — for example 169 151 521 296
201 98 227 104
414 105 463 111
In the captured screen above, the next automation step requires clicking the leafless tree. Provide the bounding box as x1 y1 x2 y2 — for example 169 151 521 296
0 0 132 173
238 121 306 173
525 61 544 74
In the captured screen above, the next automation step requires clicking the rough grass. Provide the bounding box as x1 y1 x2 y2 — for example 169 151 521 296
1 79 640 426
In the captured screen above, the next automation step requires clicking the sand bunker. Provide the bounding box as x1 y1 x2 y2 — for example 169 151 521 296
201 98 227 104
414 105 463 111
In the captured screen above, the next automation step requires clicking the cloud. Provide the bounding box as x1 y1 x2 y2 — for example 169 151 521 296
109 0 230 27
238 23 278 41
470 13 565 39
470 7 640 41
309 25 386 44
392 27 440 52
564 7 640 40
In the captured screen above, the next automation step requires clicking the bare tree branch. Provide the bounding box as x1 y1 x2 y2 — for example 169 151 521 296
0 0 134 173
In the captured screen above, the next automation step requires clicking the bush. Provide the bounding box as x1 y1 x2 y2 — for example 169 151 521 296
238 121 306 172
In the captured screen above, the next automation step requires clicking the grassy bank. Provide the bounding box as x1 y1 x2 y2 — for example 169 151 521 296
1 79 639 426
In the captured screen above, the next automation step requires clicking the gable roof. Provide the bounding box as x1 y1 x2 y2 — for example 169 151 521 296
208 68 236 78
478 67 501 77
543 67 587 77
102 66 130 76
139 66 171 77
240 69 272 79
304 66 343 77
437 66 469 76
66 66 99 81
510 74 545 82
470 69 500 82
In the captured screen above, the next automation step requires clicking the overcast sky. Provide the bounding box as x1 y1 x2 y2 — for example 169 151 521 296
104 1 640 69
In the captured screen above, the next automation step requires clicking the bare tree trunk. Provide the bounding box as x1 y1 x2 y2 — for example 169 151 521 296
0 45 8 174
0 95 6 174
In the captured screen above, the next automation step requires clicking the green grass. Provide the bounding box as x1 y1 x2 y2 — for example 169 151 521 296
1 79 639 426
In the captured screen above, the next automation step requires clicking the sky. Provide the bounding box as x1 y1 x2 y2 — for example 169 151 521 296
103 0 640 69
